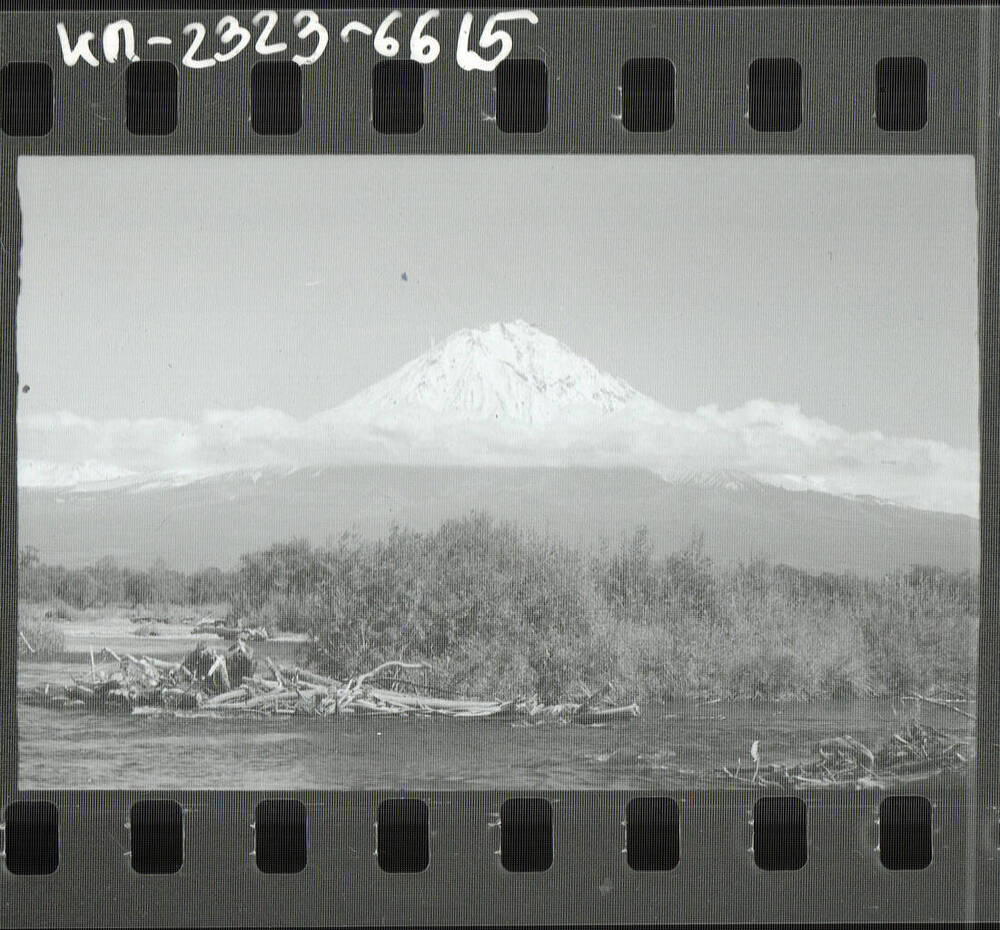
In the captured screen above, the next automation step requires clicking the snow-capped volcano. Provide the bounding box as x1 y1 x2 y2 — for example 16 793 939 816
330 319 663 427
16 319 979 518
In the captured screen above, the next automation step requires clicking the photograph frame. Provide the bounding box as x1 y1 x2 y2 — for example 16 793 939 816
0 4 996 926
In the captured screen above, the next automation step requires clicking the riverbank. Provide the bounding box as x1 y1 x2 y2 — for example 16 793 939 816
18 612 310 664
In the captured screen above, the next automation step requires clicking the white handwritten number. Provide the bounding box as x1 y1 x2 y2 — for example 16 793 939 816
214 16 252 63
372 10 403 57
252 10 288 55
340 10 439 62
292 10 329 66
410 9 441 64
456 10 539 72
182 22 216 69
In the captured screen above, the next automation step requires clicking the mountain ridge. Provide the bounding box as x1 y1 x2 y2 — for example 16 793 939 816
18 463 979 576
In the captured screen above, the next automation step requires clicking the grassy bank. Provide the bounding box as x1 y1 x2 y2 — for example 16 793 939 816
17 619 66 660
225 514 979 704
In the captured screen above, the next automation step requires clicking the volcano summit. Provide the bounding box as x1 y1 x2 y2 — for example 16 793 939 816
329 319 665 428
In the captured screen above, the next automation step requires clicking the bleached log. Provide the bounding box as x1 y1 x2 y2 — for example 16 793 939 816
266 657 285 687
294 684 328 697
453 701 517 717
207 654 231 692
365 687 503 712
350 697 407 714
246 675 284 691
240 688 297 709
142 656 182 671
202 686 249 707
907 691 976 721
284 667 341 688
121 653 160 681
353 660 429 690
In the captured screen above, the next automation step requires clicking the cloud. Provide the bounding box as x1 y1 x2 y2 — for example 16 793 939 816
712 402 977 515
631 400 977 515
16 399 979 518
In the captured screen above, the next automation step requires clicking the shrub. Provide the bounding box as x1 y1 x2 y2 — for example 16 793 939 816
18 620 65 660
42 599 76 621
256 522 983 702
245 589 324 634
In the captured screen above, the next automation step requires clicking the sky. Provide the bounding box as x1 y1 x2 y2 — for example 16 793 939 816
14 154 980 514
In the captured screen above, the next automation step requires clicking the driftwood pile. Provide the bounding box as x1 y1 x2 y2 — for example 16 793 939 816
720 721 971 790
20 644 641 724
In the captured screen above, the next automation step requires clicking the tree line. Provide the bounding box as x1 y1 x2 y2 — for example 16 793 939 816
18 546 235 609
19 516 979 702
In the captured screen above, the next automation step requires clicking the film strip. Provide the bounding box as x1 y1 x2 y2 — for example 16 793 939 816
0 3 996 926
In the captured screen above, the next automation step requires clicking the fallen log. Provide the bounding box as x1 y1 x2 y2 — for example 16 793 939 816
364 687 507 713
143 656 182 672
528 702 582 717
907 691 976 722
351 697 408 715
573 703 640 724
202 686 251 707
450 700 518 718
239 688 299 710
285 668 342 688
266 657 285 688
352 660 429 691
246 675 285 691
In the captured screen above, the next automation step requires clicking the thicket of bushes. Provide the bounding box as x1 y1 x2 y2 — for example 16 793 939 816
228 514 980 703
18 515 977 701
17 547 235 609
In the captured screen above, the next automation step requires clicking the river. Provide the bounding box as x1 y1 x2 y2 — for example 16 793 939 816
16 661 974 790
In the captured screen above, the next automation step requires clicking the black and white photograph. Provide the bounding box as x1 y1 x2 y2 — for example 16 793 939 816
15 153 979 790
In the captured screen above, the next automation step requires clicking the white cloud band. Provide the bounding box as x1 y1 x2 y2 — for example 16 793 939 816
16 398 978 518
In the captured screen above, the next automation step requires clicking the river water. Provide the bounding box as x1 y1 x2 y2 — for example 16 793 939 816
16 662 974 791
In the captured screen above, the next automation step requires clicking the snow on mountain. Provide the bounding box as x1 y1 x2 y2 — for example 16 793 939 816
17 459 139 490
654 467 765 492
329 319 664 428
